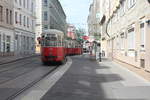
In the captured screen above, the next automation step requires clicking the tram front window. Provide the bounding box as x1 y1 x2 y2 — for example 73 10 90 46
42 37 62 47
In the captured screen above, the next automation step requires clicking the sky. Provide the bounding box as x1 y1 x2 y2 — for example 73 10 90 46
59 0 93 32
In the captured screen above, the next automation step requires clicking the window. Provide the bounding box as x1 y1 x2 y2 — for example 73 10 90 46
32 20 34 30
19 0 22 6
15 0 18 3
15 12 18 24
120 33 125 50
10 10 12 25
31 2 34 12
0 34 1 52
128 0 136 9
27 37 29 50
128 27 135 50
44 25 48 29
6 9 9 24
44 0 48 6
44 11 48 21
23 16 26 26
19 14 22 25
140 23 145 49
27 17 29 27
116 11 119 21
23 0 26 8
116 36 120 50
0 6 3 22
120 2 125 16
27 0 29 9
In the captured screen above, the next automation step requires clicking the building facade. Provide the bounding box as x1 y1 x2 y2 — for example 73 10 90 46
92 0 150 71
13 0 36 55
87 0 104 56
87 3 95 36
35 0 67 53
87 0 101 38
0 0 14 56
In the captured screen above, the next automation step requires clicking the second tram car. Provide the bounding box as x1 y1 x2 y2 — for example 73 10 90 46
41 29 66 64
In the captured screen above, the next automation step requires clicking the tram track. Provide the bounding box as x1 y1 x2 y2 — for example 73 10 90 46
0 60 38 75
0 56 61 100
0 62 41 85
7 66 59 100
0 55 39 66
0 56 40 72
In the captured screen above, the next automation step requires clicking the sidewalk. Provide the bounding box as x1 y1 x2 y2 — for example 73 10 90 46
112 59 150 82
0 53 40 65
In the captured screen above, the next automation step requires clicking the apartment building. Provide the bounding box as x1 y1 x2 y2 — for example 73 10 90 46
87 3 95 36
35 0 67 53
99 0 150 71
14 0 36 55
87 0 107 56
87 0 101 38
0 0 14 56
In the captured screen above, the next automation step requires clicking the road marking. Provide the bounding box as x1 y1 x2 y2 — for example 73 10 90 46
13 57 72 100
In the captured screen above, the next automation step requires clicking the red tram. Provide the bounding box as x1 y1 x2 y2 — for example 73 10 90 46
40 29 83 65
41 29 66 64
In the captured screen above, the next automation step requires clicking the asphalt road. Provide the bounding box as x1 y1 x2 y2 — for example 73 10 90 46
3 54 150 100
0 56 57 100
40 55 150 100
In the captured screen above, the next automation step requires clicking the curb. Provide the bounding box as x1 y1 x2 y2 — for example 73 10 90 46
0 54 40 65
